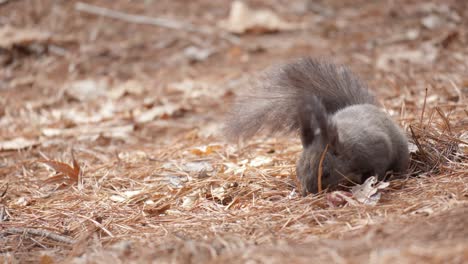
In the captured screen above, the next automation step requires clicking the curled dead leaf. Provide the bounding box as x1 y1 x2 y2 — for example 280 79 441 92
190 144 222 156
39 153 81 184
218 1 302 34
351 176 389 206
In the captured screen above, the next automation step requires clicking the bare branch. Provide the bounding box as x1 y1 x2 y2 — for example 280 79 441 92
2 227 76 244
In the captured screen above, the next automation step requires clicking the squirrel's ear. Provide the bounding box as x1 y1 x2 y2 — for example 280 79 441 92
298 104 316 147
299 96 329 147
327 119 340 152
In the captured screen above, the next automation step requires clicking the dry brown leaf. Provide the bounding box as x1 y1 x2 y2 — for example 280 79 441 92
144 204 171 216
42 175 69 185
190 144 222 156
218 1 301 34
39 157 80 184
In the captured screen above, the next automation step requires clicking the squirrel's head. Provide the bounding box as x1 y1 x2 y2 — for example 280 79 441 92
296 97 359 195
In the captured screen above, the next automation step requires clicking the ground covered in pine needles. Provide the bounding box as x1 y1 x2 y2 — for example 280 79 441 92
0 0 467 263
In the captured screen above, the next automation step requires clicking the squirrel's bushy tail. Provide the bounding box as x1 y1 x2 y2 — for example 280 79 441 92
225 57 379 140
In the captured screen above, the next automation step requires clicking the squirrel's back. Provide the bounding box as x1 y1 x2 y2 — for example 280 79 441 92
225 57 379 140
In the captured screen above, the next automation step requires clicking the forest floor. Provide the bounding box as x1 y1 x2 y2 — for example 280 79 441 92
0 0 467 263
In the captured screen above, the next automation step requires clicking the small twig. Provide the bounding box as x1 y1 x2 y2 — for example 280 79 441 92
75 2 196 31
74 2 239 44
75 2 208 33
317 144 329 193
2 227 75 244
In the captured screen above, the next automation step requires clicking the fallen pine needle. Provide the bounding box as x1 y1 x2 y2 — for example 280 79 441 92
317 144 329 193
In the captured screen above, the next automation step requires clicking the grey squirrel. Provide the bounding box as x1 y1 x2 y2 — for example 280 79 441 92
225 57 409 195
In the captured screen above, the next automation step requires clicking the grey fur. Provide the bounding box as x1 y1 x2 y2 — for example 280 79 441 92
225 57 409 195
297 104 409 194
225 57 378 140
